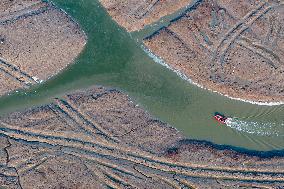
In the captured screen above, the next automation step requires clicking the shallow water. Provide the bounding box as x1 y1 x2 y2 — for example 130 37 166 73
0 0 283 151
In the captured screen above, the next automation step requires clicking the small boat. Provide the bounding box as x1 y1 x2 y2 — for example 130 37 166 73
214 113 227 124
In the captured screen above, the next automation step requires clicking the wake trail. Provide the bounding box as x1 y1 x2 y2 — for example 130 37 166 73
225 118 284 136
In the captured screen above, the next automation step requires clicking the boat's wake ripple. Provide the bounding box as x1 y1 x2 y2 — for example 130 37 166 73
225 118 284 136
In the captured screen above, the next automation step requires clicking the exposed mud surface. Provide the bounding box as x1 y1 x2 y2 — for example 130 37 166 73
144 0 284 103
99 0 191 32
0 0 86 96
0 86 283 188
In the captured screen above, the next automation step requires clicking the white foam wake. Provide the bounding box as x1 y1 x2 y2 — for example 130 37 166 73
225 118 284 136
142 45 284 106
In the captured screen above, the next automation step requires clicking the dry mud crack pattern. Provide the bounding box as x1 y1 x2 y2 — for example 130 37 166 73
0 0 87 96
0 86 283 188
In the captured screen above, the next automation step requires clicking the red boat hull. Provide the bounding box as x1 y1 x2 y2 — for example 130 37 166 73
214 115 227 124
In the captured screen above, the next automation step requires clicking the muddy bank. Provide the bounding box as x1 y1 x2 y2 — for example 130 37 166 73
99 0 192 32
0 0 86 96
144 0 284 104
0 86 283 188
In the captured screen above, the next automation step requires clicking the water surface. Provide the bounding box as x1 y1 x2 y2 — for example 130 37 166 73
0 0 283 151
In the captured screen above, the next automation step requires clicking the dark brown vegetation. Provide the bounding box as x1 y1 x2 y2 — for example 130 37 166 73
0 0 86 96
144 0 284 103
0 86 283 188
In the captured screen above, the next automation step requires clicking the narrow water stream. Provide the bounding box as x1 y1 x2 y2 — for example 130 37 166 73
0 0 283 151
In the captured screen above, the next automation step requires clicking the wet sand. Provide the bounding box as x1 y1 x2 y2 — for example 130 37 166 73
0 0 86 96
0 86 284 188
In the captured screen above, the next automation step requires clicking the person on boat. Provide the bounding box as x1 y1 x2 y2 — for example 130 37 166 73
214 113 227 124
220 117 226 122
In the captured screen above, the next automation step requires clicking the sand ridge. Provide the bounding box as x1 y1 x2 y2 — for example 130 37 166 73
0 0 87 96
0 86 283 188
99 0 192 32
143 0 284 104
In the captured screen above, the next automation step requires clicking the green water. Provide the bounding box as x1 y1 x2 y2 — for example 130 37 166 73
0 0 283 151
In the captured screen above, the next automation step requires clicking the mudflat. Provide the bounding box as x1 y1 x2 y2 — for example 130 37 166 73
0 86 283 188
0 1 283 188
144 0 284 103
0 0 86 96
99 0 191 32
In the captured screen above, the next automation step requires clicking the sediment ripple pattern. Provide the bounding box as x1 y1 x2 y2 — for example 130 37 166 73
0 86 283 188
0 0 87 96
143 0 284 103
